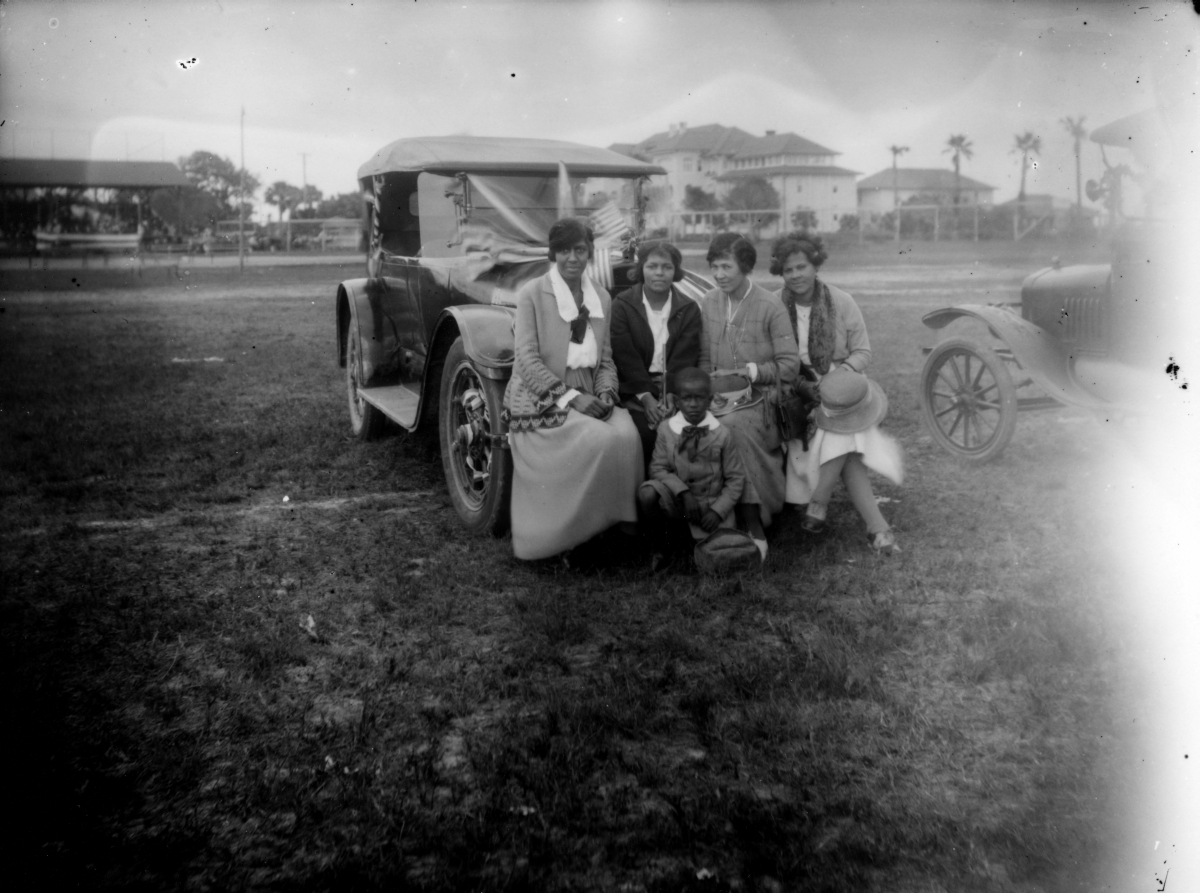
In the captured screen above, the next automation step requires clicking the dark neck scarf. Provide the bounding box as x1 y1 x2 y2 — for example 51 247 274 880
782 278 837 375
678 425 706 461
569 303 590 344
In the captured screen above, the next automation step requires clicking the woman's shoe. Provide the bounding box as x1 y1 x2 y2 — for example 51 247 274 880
869 529 900 554
800 502 827 534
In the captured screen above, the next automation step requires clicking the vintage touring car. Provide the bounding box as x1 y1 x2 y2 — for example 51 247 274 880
335 136 714 534
919 105 1195 462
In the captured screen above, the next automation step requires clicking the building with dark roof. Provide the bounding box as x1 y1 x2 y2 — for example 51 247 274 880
0 158 189 189
610 123 858 233
857 168 995 216
0 158 190 243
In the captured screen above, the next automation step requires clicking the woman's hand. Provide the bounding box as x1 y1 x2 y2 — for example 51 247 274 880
640 394 665 426
660 393 677 419
681 492 704 524
570 393 610 419
700 509 723 533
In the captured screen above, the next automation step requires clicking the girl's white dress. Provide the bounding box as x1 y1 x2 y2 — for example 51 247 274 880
785 304 903 504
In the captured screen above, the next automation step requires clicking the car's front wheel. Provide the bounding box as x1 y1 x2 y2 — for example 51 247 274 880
438 338 512 535
346 325 386 440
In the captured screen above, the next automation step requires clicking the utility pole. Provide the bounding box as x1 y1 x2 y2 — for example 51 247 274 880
239 106 246 273
888 145 908 243
300 152 309 214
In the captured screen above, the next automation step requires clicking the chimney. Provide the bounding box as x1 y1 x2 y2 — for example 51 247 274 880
765 130 776 136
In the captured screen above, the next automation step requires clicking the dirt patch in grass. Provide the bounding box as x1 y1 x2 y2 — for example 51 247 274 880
1 250 1135 891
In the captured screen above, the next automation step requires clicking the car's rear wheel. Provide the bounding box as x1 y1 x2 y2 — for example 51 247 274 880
346 325 386 440
439 338 511 535
921 337 1017 463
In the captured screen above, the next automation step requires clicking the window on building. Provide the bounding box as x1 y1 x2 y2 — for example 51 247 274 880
796 184 802 193
683 157 694 172
832 186 837 193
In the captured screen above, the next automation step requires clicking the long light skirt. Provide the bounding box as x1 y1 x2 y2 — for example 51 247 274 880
785 425 905 504
720 402 786 526
510 407 643 560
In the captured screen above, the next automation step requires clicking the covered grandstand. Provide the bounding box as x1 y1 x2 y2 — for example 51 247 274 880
0 158 190 252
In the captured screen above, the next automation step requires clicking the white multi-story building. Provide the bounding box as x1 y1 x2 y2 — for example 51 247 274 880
611 123 858 235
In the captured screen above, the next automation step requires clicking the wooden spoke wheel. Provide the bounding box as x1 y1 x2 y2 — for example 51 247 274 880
921 337 1017 463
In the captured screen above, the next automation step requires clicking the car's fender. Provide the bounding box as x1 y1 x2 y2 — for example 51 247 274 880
922 304 1109 409
398 303 515 433
336 277 400 385
427 304 516 382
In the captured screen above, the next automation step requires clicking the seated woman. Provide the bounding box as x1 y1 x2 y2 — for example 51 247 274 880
772 229 902 553
610 240 703 469
696 232 799 555
503 217 644 560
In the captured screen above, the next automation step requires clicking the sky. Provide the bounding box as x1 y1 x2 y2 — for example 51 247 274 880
1 0 1196 219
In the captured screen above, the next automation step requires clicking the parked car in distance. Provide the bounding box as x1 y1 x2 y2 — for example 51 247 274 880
919 104 1194 462
335 136 712 534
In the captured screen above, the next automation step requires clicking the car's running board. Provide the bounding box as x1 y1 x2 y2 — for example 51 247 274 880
360 385 420 428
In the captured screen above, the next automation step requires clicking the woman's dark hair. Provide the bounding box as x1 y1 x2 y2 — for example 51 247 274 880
768 229 828 275
630 240 685 283
705 232 756 273
547 217 595 261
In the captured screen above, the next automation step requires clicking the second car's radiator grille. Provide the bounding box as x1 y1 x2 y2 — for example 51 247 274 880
1062 294 1107 353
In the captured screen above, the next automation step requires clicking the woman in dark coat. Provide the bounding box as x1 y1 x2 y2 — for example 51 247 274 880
610 240 703 469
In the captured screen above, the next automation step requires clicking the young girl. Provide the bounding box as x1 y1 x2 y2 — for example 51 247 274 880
771 230 903 553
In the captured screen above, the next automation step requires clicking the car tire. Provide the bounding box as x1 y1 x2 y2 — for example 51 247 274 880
920 336 1017 463
438 337 511 536
346 325 387 441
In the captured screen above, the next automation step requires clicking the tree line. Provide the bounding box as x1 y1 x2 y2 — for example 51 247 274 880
149 150 362 236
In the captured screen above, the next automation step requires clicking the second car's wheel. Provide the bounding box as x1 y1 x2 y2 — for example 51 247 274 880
346 325 386 441
921 337 1017 463
438 337 512 536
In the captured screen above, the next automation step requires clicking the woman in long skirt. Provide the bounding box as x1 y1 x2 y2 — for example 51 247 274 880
696 232 800 558
503 217 643 560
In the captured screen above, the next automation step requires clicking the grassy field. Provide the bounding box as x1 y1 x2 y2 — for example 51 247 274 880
1 241 1136 891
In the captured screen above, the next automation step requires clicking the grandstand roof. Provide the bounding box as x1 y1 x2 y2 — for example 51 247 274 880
0 158 189 189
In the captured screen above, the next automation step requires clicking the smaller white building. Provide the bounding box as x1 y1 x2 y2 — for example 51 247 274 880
857 168 995 216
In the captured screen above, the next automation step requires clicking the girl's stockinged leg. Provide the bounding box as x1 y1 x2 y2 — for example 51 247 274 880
842 454 889 534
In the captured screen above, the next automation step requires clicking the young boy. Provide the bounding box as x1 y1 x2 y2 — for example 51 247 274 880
637 367 747 543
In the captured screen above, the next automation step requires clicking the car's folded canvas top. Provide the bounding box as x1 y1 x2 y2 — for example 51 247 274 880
358 136 664 179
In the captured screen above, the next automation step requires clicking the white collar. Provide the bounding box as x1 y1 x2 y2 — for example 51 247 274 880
549 265 604 324
642 289 672 318
668 410 719 433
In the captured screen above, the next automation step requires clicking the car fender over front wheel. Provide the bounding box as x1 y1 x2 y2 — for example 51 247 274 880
438 337 512 536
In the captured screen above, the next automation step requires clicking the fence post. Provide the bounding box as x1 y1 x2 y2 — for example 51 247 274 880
1012 206 1019 241
974 205 979 241
893 207 900 242
933 207 939 242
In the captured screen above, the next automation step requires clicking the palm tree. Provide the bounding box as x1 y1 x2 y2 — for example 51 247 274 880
264 180 301 223
1060 116 1087 210
942 134 974 207
1012 131 1042 204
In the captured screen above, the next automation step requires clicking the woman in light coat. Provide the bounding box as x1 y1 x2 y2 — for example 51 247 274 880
503 217 643 560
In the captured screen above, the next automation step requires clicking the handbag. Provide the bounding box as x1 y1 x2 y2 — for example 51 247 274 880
775 363 820 448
